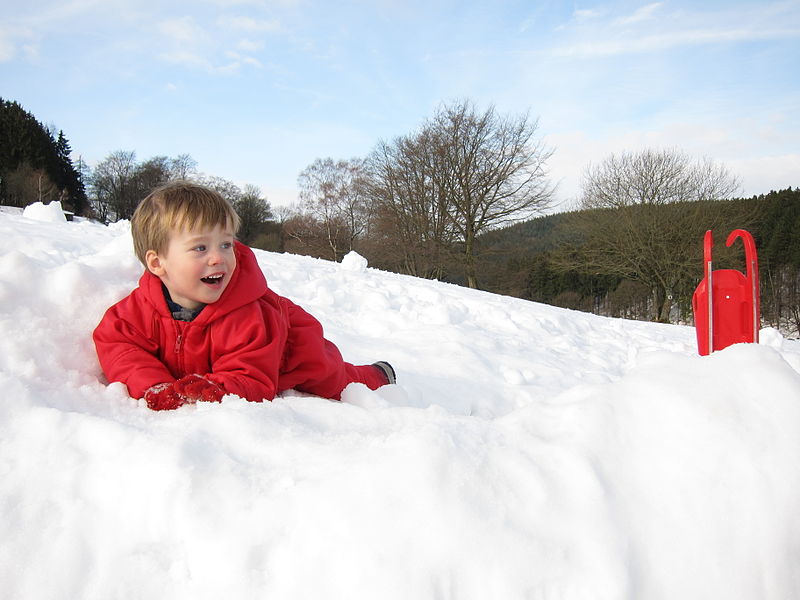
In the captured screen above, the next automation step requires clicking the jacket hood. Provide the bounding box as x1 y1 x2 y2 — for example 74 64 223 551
136 241 268 324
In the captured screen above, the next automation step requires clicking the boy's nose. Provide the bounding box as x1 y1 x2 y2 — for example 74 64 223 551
208 250 223 265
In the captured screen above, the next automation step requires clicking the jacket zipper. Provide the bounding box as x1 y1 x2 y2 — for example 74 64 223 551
174 321 186 374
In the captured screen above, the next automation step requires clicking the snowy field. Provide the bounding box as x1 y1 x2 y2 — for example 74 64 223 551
1 202 800 600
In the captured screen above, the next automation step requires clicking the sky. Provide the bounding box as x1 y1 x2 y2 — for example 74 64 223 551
2 0 799 209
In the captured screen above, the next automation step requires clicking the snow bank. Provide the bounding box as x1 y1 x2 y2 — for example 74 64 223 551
1 211 799 599
21 200 68 223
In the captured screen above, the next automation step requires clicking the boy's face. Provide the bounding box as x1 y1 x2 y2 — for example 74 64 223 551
145 223 237 310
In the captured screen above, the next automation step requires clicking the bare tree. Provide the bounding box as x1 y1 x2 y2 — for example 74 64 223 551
2 163 59 207
169 154 198 180
431 100 555 288
89 150 139 221
559 148 742 322
366 100 554 287
366 133 457 278
297 158 371 261
89 152 202 222
134 156 173 199
270 204 298 253
198 175 243 205
282 204 349 259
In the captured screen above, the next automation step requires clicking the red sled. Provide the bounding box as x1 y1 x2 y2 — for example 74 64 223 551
692 229 760 356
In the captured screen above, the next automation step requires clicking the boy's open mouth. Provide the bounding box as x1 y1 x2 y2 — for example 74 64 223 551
201 273 225 286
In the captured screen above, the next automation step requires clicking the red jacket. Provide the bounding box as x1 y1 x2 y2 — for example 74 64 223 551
93 242 384 402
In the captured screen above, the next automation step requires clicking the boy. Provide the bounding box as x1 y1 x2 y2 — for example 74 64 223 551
93 181 395 411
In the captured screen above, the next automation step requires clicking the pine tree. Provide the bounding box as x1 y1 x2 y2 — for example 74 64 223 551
0 98 88 214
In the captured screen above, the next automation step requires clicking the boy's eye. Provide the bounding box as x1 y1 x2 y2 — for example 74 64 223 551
193 245 207 252
221 242 233 250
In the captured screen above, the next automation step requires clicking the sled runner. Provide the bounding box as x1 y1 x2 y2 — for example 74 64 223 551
692 229 760 356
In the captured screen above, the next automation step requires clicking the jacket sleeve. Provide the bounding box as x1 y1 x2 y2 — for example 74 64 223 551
204 300 289 402
93 305 176 399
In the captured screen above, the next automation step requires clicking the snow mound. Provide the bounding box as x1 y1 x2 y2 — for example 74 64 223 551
1 210 799 599
340 250 368 272
22 200 67 223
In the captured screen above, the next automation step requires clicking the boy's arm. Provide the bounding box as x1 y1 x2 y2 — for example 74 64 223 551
204 303 286 402
93 310 176 400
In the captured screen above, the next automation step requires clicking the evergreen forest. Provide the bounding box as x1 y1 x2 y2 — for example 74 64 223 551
0 98 88 215
474 188 800 336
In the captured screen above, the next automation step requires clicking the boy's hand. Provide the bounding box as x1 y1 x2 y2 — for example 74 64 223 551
143 375 225 410
143 382 187 411
173 374 225 404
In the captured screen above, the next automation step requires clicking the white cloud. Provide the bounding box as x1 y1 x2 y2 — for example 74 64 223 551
225 50 263 68
554 25 800 58
573 8 602 21
615 2 663 26
22 44 40 61
0 24 38 63
0 33 16 62
217 15 281 33
158 16 204 45
519 17 536 33
158 49 209 69
205 0 287 6
237 38 266 52
553 2 800 59
241 55 263 68
154 15 266 74
211 60 244 75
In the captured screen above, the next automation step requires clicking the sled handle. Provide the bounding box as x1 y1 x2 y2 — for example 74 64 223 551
704 230 714 352
726 229 760 343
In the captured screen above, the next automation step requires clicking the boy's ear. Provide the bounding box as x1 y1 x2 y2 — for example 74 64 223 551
145 250 165 276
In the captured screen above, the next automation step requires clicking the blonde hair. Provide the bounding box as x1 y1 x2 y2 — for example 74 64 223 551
131 181 241 265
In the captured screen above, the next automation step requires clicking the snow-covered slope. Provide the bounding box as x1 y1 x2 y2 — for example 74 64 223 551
2 203 799 600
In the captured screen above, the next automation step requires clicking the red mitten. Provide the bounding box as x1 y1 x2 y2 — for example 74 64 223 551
143 376 224 411
144 382 189 411
173 374 225 404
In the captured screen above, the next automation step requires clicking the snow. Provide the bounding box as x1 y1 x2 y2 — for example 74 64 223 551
1 210 799 600
340 250 368 272
21 200 68 223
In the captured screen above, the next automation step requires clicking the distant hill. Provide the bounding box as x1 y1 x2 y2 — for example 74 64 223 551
473 188 800 335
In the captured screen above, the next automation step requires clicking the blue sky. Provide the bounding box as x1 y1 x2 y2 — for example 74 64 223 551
2 0 798 209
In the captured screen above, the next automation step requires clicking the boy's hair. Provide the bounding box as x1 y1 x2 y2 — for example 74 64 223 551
131 181 241 265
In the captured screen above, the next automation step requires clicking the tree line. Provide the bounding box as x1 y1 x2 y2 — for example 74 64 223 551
82 100 555 293
86 150 279 247
2 97 555 293
3 97 796 335
0 99 278 247
289 137 798 336
477 187 800 337
285 100 554 289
